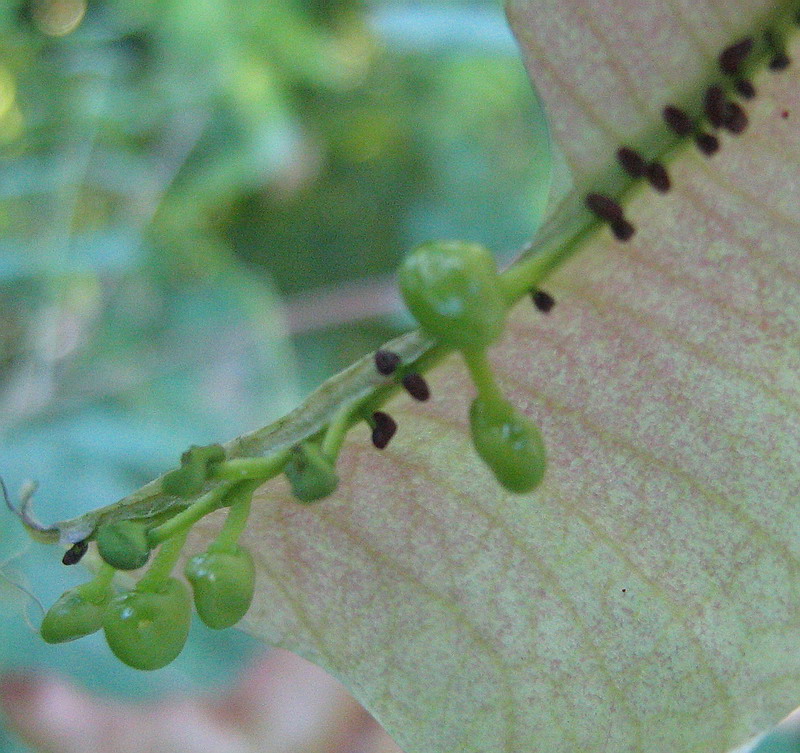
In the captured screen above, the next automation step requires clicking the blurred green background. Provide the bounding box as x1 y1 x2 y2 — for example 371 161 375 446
0 0 551 749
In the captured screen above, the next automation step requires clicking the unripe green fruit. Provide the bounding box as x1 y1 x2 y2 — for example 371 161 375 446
162 444 226 498
102 577 191 671
40 582 112 644
284 443 339 503
96 520 151 571
398 241 506 351
185 546 255 629
469 396 546 493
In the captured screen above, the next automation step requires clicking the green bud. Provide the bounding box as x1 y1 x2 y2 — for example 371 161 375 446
102 577 191 671
284 443 338 503
40 582 112 644
162 444 226 498
398 241 506 351
185 546 255 629
469 395 546 493
96 520 151 571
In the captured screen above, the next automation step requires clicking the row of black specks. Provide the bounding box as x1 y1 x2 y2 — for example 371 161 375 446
583 26 795 247
368 349 431 450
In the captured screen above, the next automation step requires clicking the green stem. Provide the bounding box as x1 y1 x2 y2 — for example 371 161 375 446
461 348 504 404
208 479 260 552
321 401 357 460
146 482 235 547
137 528 189 591
81 561 116 603
211 451 291 481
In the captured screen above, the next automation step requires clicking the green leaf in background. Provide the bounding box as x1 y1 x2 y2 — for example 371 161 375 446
181 2 800 752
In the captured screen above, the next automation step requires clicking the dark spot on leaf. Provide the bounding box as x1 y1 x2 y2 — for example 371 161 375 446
371 411 397 449
782 110 790 119
662 105 693 136
695 132 720 155
62 540 88 566
402 373 430 401
531 289 555 313
734 79 756 99
586 193 624 222
374 349 401 376
617 147 647 178
611 219 635 242
646 162 670 192
718 37 753 75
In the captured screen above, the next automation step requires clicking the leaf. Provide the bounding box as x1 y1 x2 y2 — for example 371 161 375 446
188 5 800 753
37 3 800 753
211 7 800 753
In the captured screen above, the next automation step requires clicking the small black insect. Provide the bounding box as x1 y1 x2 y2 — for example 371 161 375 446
371 411 397 449
695 133 720 155
718 37 753 75
646 162 670 193
704 85 728 128
721 102 748 134
662 105 693 136
611 219 635 242
402 373 430 401
617 147 647 178
374 349 401 376
531 289 555 313
769 52 791 70
62 539 89 566
586 193 624 222
734 79 756 99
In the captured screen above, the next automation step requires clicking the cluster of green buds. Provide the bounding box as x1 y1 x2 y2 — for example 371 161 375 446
39 453 263 670
35 238 548 671
399 241 547 493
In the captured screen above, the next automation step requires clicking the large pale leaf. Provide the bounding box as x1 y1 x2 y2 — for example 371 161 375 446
199 5 800 753
44 2 800 752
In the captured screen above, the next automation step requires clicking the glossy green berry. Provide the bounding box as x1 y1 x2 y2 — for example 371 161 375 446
40 582 113 644
102 577 191 671
469 395 546 493
185 546 255 629
398 240 506 351
162 444 226 498
96 520 150 571
284 443 338 503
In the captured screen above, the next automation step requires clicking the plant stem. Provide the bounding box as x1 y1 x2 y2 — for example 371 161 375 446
137 527 189 591
211 451 291 481
146 482 234 547
208 479 260 552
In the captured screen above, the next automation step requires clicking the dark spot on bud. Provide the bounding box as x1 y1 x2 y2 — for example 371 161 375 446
371 411 397 449
531 289 555 313
734 79 755 99
586 193 624 222
611 219 635 242
769 52 791 70
704 85 728 128
646 162 670 193
402 372 430 401
617 147 647 178
695 133 720 155
662 105 693 136
62 539 88 566
782 110 790 119
374 349 401 376
721 101 748 134
718 37 753 75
